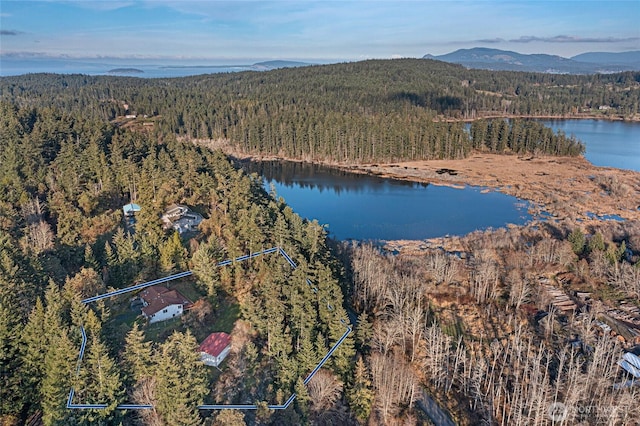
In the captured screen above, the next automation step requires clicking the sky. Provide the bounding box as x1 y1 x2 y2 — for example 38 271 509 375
1 0 639 63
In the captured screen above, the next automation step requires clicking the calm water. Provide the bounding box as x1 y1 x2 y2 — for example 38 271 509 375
242 120 640 240
0 59 262 78
243 161 531 241
539 119 640 171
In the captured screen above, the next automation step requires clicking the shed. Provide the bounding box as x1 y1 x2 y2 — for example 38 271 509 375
123 203 141 216
199 332 231 367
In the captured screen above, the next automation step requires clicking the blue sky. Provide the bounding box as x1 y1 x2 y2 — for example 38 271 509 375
1 1 639 62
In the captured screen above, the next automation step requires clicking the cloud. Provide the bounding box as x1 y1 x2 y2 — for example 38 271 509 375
0 30 22 36
476 38 505 44
510 35 640 43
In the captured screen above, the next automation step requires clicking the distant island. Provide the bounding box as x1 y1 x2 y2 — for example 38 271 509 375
160 60 312 71
107 68 144 74
251 60 312 70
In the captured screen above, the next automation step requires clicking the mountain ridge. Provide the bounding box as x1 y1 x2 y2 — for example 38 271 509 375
423 47 640 74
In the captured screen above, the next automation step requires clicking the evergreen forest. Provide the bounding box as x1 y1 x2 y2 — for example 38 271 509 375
3 59 637 162
0 102 353 425
1 60 640 425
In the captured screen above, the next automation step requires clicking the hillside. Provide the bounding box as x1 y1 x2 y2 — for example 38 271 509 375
571 50 640 67
0 102 353 425
2 59 637 164
424 47 640 74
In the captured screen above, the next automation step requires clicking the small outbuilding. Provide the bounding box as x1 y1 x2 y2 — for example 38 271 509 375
199 332 232 367
122 203 142 231
618 351 640 379
122 203 141 216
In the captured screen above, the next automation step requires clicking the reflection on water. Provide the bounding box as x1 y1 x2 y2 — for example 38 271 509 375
240 159 532 241
241 160 429 195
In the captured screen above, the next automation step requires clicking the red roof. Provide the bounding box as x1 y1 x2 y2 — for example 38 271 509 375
140 285 190 316
199 332 231 357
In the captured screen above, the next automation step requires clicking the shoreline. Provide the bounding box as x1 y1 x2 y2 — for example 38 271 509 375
193 138 640 254
439 113 640 123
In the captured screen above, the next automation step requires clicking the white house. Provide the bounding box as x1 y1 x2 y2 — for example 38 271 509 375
199 332 232 367
161 204 203 235
140 285 191 324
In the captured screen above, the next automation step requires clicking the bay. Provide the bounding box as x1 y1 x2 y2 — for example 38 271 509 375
539 119 640 171
242 160 531 241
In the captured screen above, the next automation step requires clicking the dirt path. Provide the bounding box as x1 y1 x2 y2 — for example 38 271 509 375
417 390 457 426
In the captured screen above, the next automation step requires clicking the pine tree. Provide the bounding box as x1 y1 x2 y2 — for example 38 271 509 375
346 357 374 424
76 336 124 423
122 322 154 383
154 331 208 426
41 328 76 426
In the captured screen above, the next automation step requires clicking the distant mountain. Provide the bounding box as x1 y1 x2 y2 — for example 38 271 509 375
251 60 312 70
570 51 640 68
423 48 640 74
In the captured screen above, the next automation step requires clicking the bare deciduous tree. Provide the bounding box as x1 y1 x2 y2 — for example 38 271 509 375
307 369 343 413
131 376 162 426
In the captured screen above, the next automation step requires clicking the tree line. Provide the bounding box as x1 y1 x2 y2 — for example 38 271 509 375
2 59 636 162
470 118 585 156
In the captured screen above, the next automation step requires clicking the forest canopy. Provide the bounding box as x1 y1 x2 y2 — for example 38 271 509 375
0 102 353 425
2 58 635 162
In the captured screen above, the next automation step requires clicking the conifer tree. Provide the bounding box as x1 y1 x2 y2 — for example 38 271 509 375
40 329 76 426
355 311 373 353
293 377 310 423
159 231 187 273
103 240 119 286
0 301 24 419
122 322 154 383
21 298 47 407
76 336 124 422
154 331 207 426
83 243 99 271
346 357 374 424
568 228 586 255
192 237 224 297
589 232 606 253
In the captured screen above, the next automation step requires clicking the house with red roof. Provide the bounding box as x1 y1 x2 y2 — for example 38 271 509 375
199 332 231 367
139 285 191 324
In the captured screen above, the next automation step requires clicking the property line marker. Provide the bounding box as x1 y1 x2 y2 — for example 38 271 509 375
68 247 351 411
